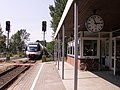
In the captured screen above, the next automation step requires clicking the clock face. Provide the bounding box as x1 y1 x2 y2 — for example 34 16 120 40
85 15 104 33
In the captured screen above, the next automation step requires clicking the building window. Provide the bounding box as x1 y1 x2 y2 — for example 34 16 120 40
83 40 97 56
106 40 109 56
67 47 70 54
70 46 72 54
73 46 74 55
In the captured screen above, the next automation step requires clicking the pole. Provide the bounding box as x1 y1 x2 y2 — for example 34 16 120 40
6 30 10 60
42 29 46 62
62 25 65 79
54 42 57 65
53 40 54 61
74 0 78 90
114 38 116 75
43 31 45 46
58 34 60 70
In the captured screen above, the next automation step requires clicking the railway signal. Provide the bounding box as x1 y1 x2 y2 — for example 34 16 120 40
42 21 47 62
6 21 11 60
42 21 47 32
6 21 10 31
42 21 47 45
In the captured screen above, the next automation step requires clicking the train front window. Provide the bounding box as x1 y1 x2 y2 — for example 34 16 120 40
28 44 38 52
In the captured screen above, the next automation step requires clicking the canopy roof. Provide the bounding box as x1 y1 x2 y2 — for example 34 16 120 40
54 0 120 39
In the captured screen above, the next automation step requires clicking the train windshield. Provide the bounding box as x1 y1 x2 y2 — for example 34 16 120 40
27 44 38 52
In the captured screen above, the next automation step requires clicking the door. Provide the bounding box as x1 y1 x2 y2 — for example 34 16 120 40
116 38 120 73
112 38 120 74
100 39 106 66
100 39 110 67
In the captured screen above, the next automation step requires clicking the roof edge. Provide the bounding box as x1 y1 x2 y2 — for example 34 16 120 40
54 0 74 39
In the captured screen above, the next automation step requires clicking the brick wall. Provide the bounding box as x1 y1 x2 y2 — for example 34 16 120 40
67 55 99 70
67 56 81 69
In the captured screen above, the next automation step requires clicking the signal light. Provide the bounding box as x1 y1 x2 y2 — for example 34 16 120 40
42 21 47 32
6 21 10 31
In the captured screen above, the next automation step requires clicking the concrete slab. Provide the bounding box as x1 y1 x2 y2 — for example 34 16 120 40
34 62 65 90
58 61 120 90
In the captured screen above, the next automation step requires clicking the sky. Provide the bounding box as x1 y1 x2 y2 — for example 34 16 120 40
0 0 54 43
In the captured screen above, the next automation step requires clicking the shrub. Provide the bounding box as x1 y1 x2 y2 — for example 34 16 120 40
18 52 26 57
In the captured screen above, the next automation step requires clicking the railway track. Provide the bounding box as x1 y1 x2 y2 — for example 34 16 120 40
0 65 30 90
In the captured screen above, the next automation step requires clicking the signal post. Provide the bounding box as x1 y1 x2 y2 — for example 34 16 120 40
42 21 47 62
6 21 10 60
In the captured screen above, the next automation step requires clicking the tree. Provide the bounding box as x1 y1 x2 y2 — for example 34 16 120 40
49 0 68 32
46 41 54 54
10 29 30 53
0 25 6 52
49 0 68 58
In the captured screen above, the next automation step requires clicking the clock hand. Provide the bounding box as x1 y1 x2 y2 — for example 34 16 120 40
92 17 97 24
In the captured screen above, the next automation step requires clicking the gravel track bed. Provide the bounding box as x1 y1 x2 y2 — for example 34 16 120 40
0 65 30 89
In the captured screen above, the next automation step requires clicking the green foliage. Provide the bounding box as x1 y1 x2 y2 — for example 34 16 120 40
18 52 26 58
49 0 68 32
49 0 68 57
46 41 54 55
9 52 13 57
0 28 6 52
9 29 30 54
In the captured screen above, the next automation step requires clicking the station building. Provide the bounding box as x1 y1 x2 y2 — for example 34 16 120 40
54 0 120 76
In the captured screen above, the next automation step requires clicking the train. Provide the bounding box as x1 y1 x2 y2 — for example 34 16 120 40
25 42 43 60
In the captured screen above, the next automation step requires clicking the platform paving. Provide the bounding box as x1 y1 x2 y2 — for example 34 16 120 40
8 60 120 90
8 61 65 90
58 61 120 90
33 62 65 90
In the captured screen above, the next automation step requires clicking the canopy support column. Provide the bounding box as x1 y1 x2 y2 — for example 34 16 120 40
58 34 60 70
114 38 116 75
62 25 65 79
74 0 78 90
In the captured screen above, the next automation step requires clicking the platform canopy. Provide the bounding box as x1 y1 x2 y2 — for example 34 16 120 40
54 0 120 39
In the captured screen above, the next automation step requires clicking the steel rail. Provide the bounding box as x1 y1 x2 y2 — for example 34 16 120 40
0 65 30 90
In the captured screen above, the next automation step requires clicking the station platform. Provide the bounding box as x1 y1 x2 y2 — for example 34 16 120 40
8 61 65 90
8 61 120 90
58 61 120 90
